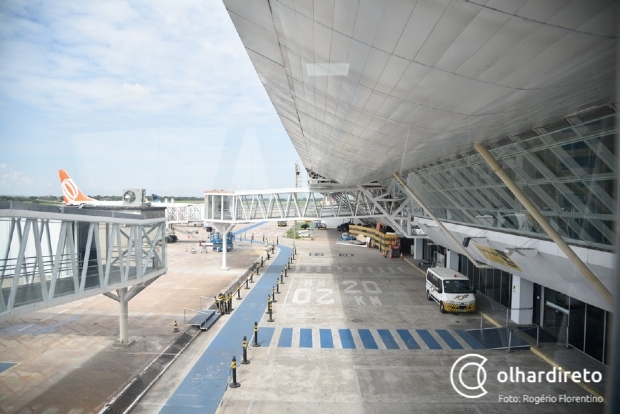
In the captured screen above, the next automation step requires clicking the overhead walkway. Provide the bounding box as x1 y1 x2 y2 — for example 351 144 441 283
0 201 168 343
204 182 414 235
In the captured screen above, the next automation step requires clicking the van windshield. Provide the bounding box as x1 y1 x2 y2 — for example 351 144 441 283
443 279 473 294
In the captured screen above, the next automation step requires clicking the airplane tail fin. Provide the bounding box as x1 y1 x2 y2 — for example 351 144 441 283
59 170 97 204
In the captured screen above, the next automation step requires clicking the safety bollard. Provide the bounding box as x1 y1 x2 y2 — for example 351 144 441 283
284 266 288 277
280 271 284 285
173 320 179 333
276 279 280 294
267 302 274 322
276 237 279 245
272 286 277 302
261 256 264 268
280 270 284 281
256 264 260 276
271 244 275 254
241 336 250 364
230 356 240 388
237 284 242 300
215 296 220 314
267 251 270 260
265 295 271 314
245 276 250 289
253 322 260 347
228 292 234 312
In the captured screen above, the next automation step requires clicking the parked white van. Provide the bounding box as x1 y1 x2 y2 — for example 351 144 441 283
425 267 476 313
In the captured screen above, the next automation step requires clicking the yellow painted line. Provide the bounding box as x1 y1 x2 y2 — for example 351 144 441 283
530 346 604 399
482 312 502 328
403 257 426 276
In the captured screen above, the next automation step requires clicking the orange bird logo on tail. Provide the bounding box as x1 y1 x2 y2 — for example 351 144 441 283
58 170 97 205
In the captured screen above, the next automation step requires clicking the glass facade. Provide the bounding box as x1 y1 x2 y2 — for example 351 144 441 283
453 251 610 365
536 285 610 364
458 255 512 308
406 106 617 251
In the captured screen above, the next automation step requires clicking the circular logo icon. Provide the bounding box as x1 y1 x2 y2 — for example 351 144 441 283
61 178 78 202
450 353 488 398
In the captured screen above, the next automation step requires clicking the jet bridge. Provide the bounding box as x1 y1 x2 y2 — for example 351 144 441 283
0 202 168 344
204 182 416 269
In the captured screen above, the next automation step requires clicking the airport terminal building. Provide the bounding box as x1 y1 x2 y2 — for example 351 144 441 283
222 0 617 365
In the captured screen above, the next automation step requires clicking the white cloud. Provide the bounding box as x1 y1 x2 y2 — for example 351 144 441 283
0 165 34 190
122 82 150 95
0 0 302 196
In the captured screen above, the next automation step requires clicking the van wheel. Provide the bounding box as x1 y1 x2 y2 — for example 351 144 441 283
440 302 446 313
426 291 433 301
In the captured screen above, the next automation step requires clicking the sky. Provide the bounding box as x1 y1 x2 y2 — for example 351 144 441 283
0 0 303 196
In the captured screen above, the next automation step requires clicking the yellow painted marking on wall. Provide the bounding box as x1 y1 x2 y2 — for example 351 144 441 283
474 243 522 271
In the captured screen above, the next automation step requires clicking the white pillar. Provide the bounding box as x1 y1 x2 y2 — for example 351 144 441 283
413 238 424 259
211 223 234 271
222 229 228 270
118 287 129 344
510 275 533 325
446 250 459 271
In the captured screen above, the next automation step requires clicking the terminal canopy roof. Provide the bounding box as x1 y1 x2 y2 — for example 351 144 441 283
223 0 616 185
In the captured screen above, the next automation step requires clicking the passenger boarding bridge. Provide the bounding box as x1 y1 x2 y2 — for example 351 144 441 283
0 202 168 344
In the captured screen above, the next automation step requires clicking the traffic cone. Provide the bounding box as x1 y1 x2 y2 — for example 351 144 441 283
400 253 403 259
173 321 179 333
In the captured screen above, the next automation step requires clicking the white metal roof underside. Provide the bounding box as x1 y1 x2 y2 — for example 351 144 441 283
223 0 617 185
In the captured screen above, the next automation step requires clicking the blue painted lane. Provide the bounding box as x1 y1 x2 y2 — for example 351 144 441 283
278 328 293 347
416 329 442 349
160 246 292 414
299 329 313 348
455 330 484 350
358 329 378 349
232 222 267 236
377 329 399 349
396 329 420 349
319 329 334 348
339 329 356 349
436 330 463 349
257 327 275 347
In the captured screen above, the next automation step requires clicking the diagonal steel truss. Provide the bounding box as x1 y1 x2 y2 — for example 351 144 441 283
166 205 204 224
204 182 415 237
0 203 167 321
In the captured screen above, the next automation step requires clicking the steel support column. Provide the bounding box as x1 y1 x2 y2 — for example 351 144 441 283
474 142 613 305
118 287 130 344
211 222 235 270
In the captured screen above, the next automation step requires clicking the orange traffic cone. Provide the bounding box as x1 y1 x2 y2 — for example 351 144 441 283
400 252 403 259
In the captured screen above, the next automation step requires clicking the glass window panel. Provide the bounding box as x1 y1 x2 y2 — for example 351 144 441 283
491 270 501 304
534 148 572 178
598 134 615 155
568 297 585 352
563 140 612 176
547 126 577 143
533 284 542 326
500 272 511 308
605 312 612 365
520 156 545 180
585 304 605 362
580 115 617 137
519 136 543 150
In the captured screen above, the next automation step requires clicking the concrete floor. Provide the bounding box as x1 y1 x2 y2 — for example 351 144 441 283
0 223 284 414
0 223 608 413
